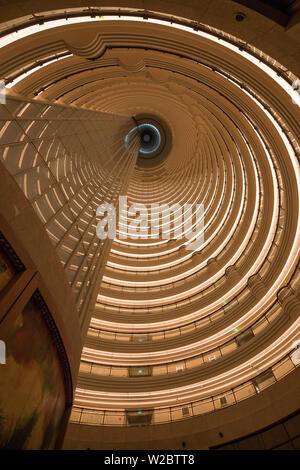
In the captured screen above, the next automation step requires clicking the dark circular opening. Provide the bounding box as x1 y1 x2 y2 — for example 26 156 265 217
235 12 246 22
125 115 171 167
142 133 151 143
138 123 162 156
125 117 168 161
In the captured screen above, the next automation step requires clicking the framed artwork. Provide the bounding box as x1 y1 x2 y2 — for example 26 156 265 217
0 293 67 449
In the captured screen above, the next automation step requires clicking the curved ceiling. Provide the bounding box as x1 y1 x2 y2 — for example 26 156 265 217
0 5 299 427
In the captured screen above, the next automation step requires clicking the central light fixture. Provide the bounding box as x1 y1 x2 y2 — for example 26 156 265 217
125 115 171 165
137 123 162 156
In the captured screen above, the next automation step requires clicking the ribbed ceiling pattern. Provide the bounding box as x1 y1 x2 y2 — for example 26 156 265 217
1 10 299 426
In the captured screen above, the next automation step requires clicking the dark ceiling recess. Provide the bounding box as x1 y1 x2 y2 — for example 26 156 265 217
235 12 246 21
234 0 300 26
259 0 299 13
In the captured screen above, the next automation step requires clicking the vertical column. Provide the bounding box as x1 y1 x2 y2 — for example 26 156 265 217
0 95 140 338
277 286 300 322
225 265 241 287
206 257 220 276
247 274 267 299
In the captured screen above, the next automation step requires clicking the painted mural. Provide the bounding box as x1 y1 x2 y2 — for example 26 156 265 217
0 297 66 449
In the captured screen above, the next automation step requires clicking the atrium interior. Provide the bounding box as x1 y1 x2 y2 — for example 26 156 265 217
0 0 299 450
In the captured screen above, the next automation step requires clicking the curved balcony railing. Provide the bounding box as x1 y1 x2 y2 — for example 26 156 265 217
70 351 299 427
0 7 298 88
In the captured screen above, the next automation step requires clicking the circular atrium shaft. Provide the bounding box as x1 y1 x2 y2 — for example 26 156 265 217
0 1 299 451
